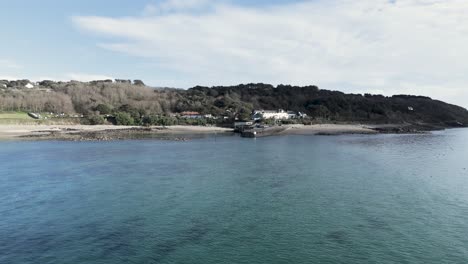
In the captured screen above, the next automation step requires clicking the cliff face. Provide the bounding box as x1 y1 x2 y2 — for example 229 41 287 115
1 80 468 127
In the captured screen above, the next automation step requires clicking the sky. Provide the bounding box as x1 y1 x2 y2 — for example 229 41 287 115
1 0 468 108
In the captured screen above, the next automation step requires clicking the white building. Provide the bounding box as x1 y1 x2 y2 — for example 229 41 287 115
287 111 297 119
234 121 253 129
25 83 34 89
253 109 290 120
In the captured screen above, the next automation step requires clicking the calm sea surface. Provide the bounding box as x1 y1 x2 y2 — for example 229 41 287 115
1 129 468 264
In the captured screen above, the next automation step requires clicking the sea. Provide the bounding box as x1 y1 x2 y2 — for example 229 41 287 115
1 129 468 264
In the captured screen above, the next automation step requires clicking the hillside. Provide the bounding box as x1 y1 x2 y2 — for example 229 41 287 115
1 80 467 128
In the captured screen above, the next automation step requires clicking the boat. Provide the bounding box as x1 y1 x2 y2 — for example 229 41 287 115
28 112 41 119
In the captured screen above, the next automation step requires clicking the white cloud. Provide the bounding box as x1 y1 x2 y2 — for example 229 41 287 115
1 73 114 83
37 73 113 82
66 73 114 82
73 0 468 108
143 0 215 15
0 75 20 81
33 72 114 82
0 59 22 69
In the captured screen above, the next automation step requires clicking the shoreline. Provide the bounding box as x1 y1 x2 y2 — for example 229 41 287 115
0 123 448 141
280 124 378 136
0 125 234 141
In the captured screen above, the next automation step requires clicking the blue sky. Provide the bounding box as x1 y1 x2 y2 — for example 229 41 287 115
1 0 468 108
0 0 304 81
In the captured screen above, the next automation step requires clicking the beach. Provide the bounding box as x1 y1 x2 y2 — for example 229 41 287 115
0 124 234 141
281 124 378 135
0 123 383 141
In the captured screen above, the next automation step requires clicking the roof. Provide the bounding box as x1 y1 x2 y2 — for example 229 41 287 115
254 109 286 114
181 111 201 115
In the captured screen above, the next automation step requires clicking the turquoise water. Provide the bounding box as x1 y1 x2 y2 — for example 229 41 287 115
1 130 468 264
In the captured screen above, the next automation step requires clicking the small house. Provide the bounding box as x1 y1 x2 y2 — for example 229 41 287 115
181 111 203 119
287 111 297 119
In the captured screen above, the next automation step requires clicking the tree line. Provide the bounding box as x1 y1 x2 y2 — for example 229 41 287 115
1 80 468 126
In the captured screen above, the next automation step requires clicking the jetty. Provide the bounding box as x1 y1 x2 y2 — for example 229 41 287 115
241 126 288 138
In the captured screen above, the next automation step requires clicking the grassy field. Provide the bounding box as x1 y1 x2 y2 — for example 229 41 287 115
0 112 34 120
0 112 36 124
0 112 81 125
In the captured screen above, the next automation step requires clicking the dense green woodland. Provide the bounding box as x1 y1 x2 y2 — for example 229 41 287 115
1 80 468 127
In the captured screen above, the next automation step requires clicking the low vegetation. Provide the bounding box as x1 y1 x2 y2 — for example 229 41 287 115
0 112 32 120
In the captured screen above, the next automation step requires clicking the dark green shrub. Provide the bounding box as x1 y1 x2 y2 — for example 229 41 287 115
114 112 134 126
133 80 145 86
88 115 106 125
142 115 177 126
142 115 158 126
95 104 112 115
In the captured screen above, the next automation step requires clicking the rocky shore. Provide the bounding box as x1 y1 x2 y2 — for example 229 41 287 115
0 125 234 141
0 123 463 141
19 127 191 141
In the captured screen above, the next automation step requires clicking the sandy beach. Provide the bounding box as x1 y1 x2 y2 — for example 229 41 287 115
0 124 234 140
0 123 382 141
280 124 378 135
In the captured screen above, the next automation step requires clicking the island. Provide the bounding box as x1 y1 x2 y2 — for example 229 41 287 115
1 79 467 140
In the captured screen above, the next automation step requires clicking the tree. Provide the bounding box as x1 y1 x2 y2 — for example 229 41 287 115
133 80 145 86
87 115 106 125
95 104 112 115
1 80 468 127
142 115 177 126
117 104 144 124
114 112 134 126
142 115 158 126
238 108 253 121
